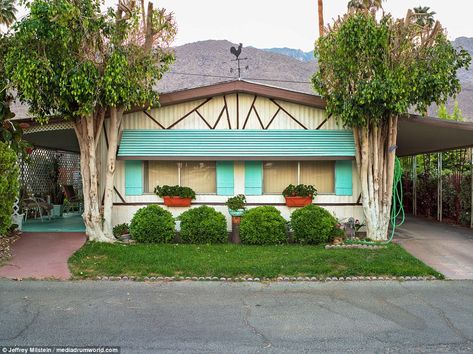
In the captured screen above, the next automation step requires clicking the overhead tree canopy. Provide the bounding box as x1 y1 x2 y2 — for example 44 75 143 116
312 3 471 240
7 0 177 241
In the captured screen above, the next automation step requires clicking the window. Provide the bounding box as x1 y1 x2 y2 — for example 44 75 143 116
300 161 335 194
181 162 216 194
144 161 216 194
263 162 298 194
262 161 335 194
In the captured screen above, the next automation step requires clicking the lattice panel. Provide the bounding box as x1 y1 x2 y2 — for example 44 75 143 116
20 148 82 198
23 122 74 134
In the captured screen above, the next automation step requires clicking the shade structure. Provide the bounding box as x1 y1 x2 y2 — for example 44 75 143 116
397 116 473 156
117 130 356 160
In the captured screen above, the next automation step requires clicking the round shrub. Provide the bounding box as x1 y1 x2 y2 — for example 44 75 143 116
178 206 228 244
129 205 175 243
290 205 337 244
240 206 287 245
0 142 19 236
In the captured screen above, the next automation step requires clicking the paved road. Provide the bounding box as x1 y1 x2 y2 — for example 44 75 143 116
1 280 472 353
396 217 473 279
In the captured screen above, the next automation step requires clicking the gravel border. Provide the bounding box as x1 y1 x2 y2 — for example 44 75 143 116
92 275 438 282
325 244 387 249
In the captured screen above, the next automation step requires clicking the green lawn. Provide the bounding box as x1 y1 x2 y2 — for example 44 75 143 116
69 242 443 279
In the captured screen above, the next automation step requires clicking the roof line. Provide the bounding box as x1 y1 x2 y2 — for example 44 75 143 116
126 80 326 113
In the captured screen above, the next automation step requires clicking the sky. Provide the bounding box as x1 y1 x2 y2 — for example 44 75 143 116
16 0 473 51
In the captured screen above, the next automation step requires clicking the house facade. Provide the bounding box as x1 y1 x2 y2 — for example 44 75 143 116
96 80 363 228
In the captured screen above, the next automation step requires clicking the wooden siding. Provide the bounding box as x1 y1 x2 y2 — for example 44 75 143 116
121 94 340 131
96 93 361 206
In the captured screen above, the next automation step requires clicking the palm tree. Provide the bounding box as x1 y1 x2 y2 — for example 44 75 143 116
413 6 436 27
347 0 383 11
318 0 324 37
0 0 16 27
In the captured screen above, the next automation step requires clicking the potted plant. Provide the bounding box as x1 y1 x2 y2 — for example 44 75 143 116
282 184 317 207
225 194 246 217
113 223 131 242
154 185 196 207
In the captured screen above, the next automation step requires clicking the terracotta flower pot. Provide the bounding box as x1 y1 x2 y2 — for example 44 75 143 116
163 196 192 207
284 196 313 207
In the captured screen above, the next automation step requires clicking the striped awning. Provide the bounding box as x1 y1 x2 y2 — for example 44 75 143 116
117 130 356 160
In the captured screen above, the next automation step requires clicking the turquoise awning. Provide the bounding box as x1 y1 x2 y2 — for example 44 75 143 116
117 130 355 160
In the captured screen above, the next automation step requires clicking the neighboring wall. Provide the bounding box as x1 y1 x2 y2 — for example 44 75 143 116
96 93 363 228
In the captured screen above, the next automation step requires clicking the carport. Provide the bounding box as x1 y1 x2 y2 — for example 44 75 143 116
397 115 473 227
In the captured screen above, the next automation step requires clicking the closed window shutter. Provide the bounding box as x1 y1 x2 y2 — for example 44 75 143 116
125 160 143 196
216 161 234 195
245 161 263 195
335 160 353 196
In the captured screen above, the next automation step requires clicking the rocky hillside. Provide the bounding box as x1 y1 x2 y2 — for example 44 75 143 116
155 40 316 94
262 47 314 62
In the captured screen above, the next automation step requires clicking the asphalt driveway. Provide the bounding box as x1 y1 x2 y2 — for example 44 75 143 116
396 217 473 279
0 280 472 353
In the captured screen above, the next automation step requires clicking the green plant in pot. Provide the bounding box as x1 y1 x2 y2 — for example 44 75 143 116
225 194 246 217
113 223 130 241
282 184 317 207
154 185 196 207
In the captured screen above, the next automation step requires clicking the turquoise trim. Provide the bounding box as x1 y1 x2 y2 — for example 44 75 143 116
125 160 143 196
335 160 353 196
118 130 356 158
216 161 234 195
245 161 263 195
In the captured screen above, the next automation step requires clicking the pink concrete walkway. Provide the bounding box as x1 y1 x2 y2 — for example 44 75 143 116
0 232 86 280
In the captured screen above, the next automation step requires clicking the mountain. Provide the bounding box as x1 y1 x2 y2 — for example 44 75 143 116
263 47 314 62
428 37 473 120
155 40 316 94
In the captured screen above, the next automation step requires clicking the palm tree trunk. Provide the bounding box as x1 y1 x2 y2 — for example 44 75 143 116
318 0 324 37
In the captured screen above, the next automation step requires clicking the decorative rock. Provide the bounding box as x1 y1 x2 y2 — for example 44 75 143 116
220 277 226 281
254 277 260 281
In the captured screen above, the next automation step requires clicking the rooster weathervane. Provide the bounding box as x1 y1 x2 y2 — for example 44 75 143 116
230 43 249 79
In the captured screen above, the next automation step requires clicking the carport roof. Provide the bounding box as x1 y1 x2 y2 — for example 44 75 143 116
397 115 473 156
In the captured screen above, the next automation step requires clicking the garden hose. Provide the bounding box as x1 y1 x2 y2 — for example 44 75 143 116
347 157 405 245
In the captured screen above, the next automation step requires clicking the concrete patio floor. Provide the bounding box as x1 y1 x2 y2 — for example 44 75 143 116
22 214 85 233
395 216 473 280
0 232 86 280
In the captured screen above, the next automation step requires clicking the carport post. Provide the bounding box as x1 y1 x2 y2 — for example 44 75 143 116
437 153 442 222
412 156 417 216
471 147 473 228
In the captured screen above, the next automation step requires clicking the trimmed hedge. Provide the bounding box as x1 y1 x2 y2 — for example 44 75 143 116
290 204 337 244
0 142 19 236
178 206 228 244
129 205 175 243
240 206 287 245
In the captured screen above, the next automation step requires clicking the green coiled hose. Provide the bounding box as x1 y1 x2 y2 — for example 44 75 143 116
347 156 405 245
